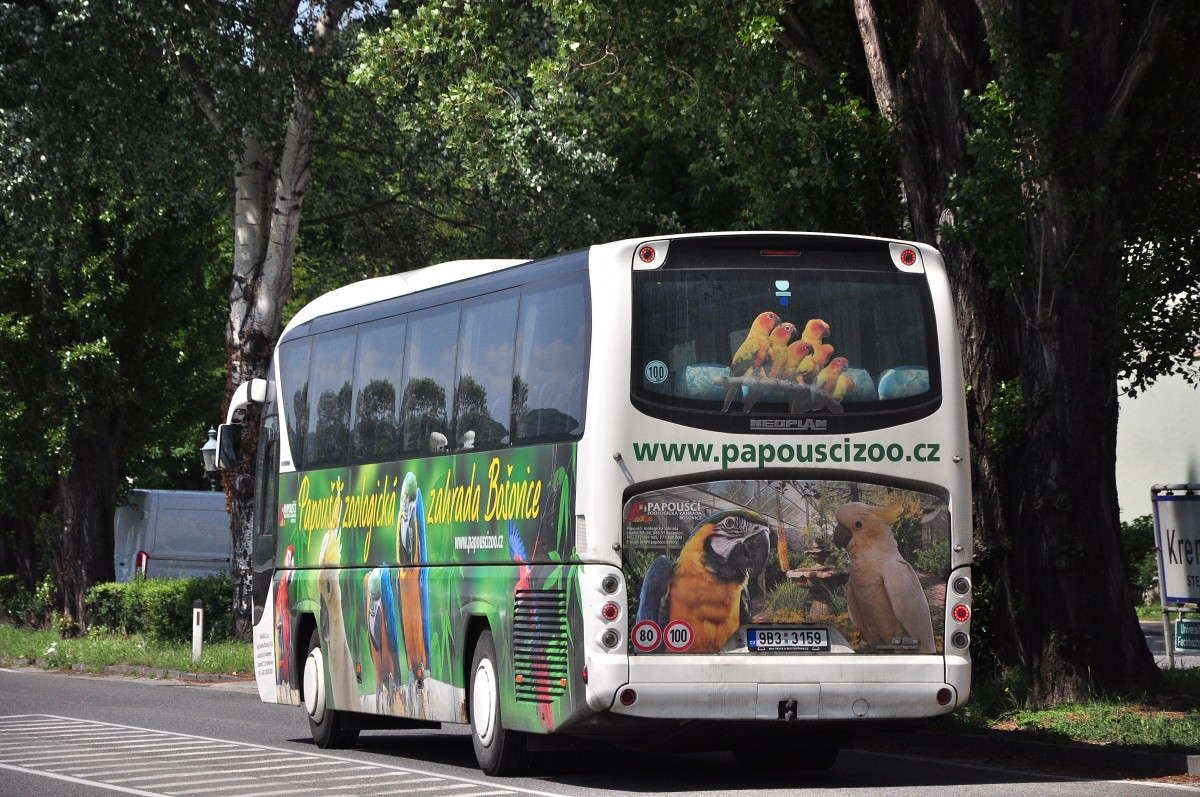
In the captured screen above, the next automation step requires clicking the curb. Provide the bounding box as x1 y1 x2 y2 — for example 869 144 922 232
858 728 1200 777
2 658 252 684
69 663 253 683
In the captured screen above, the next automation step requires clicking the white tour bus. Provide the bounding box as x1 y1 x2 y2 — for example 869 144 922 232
221 231 972 775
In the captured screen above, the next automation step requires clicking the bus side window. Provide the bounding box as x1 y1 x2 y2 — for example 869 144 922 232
511 273 589 442
400 304 461 455
251 412 278 626
305 327 357 469
454 289 519 451
350 316 405 464
277 338 312 470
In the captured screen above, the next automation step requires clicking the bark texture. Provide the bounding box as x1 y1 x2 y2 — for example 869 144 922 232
216 2 347 639
850 0 1166 704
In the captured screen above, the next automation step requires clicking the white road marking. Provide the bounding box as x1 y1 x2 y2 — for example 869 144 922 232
0 714 573 797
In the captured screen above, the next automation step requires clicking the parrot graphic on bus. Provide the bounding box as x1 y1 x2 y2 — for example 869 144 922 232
397 472 431 680
722 311 780 411
833 501 936 654
635 509 771 653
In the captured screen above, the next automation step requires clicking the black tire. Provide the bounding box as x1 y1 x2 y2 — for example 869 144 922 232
303 630 360 749
469 630 528 776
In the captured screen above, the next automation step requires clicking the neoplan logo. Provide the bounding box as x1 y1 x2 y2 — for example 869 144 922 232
750 418 828 430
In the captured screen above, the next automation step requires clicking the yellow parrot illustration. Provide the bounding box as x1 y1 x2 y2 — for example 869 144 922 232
832 502 936 654
722 311 780 411
813 356 849 393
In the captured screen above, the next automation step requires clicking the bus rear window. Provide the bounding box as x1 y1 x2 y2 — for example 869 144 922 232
631 264 940 432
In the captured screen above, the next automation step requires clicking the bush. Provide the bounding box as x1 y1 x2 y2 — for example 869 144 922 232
86 581 126 632
84 575 234 643
1120 514 1159 603
915 538 951 578
0 575 28 623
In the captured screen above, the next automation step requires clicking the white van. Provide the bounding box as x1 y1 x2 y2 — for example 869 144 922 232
113 490 232 581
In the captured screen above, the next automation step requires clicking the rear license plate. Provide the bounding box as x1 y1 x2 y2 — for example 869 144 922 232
747 627 830 652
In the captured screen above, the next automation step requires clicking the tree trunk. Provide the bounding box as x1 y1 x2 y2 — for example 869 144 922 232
54 423 119 628
853 0 1163 703
224 90 316 639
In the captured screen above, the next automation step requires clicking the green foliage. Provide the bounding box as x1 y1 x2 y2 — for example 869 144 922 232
623 547 660 621
966 565 1005 680
951 666 1200 752
0 622 252 675
85 576 235 644
1006 703 1200 752
985 378 1025 452
915 539 952 579
953 666 1027 727
0 1 230 592
0 575 27 623
762 581 811 622
1120 514 1160 604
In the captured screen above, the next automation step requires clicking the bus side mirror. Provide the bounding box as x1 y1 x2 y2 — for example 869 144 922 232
216 424 242 469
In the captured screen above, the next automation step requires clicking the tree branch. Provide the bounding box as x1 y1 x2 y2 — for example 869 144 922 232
776 3 825 75
1104 0 1170 129
302 195 489 234
852 0 900 124
177 52 223 136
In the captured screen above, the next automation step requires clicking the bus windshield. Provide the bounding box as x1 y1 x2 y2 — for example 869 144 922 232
632 248 940 431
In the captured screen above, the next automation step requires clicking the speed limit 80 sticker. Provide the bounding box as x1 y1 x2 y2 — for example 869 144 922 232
631 620 661 653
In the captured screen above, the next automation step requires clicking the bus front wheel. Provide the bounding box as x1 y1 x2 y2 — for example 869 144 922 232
303 630 360 749
469 630 528 776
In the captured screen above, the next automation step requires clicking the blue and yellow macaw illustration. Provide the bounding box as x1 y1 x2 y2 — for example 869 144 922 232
636 509 771 653
364 567 403 704
397 472 431 678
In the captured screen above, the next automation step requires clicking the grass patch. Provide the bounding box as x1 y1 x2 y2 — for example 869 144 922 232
1003 703 1200 751
0 622 252 676
939 665 1200 752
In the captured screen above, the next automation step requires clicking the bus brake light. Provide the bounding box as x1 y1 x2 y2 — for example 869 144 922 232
952 604 971 623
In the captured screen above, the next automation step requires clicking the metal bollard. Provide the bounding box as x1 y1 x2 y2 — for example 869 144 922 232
192 600 204 662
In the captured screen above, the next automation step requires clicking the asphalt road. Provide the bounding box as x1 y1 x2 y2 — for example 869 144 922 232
1 667 1194 797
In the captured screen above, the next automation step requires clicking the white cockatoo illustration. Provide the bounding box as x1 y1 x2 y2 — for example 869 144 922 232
832 502 936 654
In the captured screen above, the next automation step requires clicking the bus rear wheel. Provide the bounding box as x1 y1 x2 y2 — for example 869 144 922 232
303 630 360 749
469 630 528 776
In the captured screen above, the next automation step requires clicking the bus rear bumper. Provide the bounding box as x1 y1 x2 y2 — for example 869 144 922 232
607 681 957 722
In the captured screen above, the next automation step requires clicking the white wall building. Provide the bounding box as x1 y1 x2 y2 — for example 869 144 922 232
1116 371 1200 521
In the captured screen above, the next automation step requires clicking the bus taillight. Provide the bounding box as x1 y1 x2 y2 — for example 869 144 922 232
134 551 148 577
936 688 953 706
952 604 971 623
601 601 620 621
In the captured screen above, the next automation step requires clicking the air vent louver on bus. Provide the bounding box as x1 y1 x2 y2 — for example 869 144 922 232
513 590 570 703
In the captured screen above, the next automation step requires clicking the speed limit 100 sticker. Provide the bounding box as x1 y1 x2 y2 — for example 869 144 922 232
663 620 694 652
631 620 661 652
